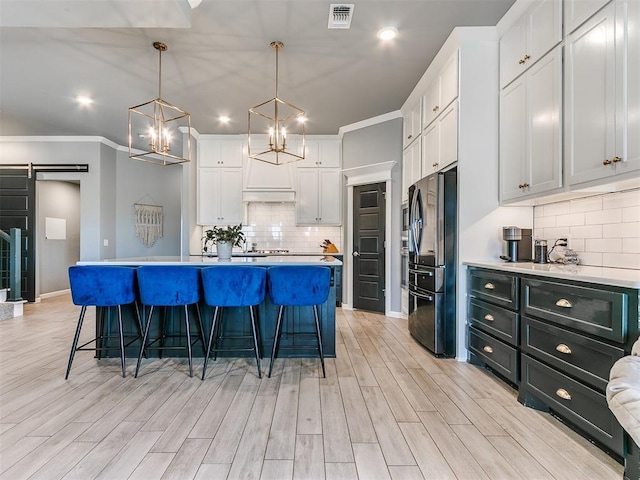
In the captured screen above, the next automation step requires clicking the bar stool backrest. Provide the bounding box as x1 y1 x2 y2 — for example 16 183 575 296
68 266 136 307
136 266 201 306
201 266 266 307
267 266 331 306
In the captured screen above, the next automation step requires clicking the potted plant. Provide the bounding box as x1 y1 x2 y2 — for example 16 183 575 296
202 224 245 261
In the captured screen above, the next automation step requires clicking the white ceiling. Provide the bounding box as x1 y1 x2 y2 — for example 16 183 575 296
0 0 515 147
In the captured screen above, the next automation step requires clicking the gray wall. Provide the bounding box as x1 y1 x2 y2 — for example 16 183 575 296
36 180 80 295
342 118 403 313
115 148 182 257
0 138 183 298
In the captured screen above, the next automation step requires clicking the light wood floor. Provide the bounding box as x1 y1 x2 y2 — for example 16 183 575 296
0 295 624 480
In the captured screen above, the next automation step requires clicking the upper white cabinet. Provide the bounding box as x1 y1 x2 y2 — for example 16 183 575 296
198 139 243 167
296 140 341 168
403 99 422 149
500 46 562 201
564 0 610 34
422 50 459 128
421 101 458 178
565 0 638 186
243 156 295 192
197 167 243 225
296 168 341 225
500 0 562 88
402 138 421 203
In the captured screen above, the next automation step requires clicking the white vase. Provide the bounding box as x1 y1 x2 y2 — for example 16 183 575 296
216 241 233 261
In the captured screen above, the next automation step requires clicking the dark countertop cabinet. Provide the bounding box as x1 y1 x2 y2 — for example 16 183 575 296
466 265 640 479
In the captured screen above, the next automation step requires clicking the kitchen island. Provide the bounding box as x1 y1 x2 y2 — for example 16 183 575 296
77 255 342 358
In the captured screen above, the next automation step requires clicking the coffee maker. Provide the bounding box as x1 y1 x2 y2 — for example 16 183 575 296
501 226 532 262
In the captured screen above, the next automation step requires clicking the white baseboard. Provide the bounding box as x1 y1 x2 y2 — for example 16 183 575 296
341 303 353 311
39 289 70 300
385 310 404 319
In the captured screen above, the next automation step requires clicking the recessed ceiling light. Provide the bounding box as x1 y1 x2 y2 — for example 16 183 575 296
76 95 93 106
219 115 230 124
377 27 398 41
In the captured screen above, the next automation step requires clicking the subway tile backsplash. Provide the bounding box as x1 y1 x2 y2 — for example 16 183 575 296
241 203 342 253
533 188 640 269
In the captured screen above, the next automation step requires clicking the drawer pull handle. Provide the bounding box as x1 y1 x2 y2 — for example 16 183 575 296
555 298 572 308
483 345 494 354
556 343 572 355
484 282 495 290
484 314 494 321
555 388 572 401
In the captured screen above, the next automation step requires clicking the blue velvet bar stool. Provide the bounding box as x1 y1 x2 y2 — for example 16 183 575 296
267 266 331 378
66 266 141 379
135 266 205 378
200 266 267 380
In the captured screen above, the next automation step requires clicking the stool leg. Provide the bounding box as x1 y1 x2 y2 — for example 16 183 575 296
249 306 262 378
268 305 285 378
159 307 168 359
213 308 224 361
117 305 126 378
132 301 147 359
195 303 206 353
185 305 193 378
202 306 220 380
135 306 154 378
65 306 87 379
313 305 325 378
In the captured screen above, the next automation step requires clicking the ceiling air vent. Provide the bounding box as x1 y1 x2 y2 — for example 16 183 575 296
328 4 354 29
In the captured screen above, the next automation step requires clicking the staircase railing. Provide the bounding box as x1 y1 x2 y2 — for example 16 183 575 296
0 228 22 302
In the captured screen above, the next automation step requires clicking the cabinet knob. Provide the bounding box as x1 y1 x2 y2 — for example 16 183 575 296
555 343 572 355
555 298 572 308
484 314 494 322
518 184 524 189
432 163 439 168
603 159 612 165
518 54 531 65
432 105 439 113
484 282 495 290
483 345 494 354
523 183 529 188
612 156 622 163
407 134 413 139
555 388 572 401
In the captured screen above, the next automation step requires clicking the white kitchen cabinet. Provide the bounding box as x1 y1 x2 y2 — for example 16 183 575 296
565 1 638 186
422 50 459 128
403 99 421 149
500 47 562 202
564 0 610 34
421 101 458 177
500 0 562 88
296 168 341 225
402 138 421 203
198 139 244 167
197 167 243 225
292 139 341 168
626 0 640 175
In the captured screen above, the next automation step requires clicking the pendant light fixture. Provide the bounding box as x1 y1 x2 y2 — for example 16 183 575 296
128 42 191 166
248 41 306 165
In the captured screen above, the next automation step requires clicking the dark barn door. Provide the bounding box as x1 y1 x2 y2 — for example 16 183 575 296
353 183 386 313
0 167 35 302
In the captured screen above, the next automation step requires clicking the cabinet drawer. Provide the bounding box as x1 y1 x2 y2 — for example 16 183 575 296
521 279 628 342
521 354 624 456
469 327 519 384
468 298 519 346
521 316 624 391
469 269 519 309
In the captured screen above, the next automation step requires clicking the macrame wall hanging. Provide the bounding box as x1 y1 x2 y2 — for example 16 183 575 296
134 197 163 248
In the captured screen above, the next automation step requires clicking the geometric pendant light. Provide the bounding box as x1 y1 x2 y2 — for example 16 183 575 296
128 42 191 166
248 41 306 165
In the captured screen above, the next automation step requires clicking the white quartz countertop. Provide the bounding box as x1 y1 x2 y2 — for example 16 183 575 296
464 261 640 289
78 255 342 267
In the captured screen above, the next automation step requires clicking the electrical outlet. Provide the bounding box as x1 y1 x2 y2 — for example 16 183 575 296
103 239 109 247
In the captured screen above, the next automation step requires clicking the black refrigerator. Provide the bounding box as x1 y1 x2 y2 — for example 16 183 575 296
408 167 457 356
